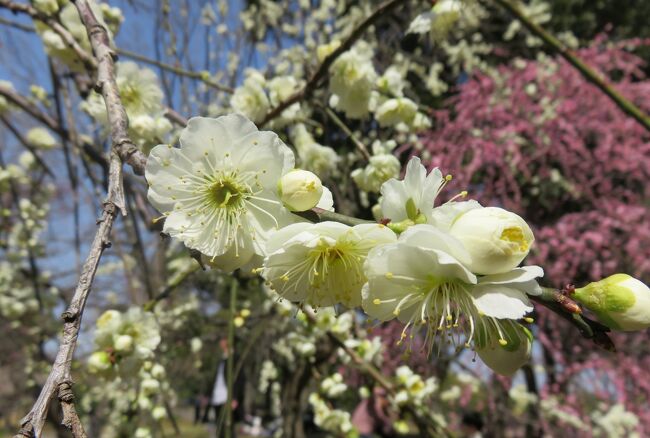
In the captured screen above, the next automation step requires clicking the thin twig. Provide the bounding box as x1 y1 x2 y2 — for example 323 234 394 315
530 288 614 351
0 0 96 70
322 105 371 161
0 115 55 177
116 48 234 94
258 0 408 127
493 0 650 132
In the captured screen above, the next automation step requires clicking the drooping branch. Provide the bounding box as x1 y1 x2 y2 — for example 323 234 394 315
13 0 142 434
116 48 234 94
258 0 408 127
493 0 650 132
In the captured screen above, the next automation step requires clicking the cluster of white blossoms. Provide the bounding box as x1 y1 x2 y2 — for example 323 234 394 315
34 1 122 73
393 365 439 406
87 307 161 376
230 69 302 127
82 61 172 150
328 42 377 119
308 392 355 436
146 113 650 376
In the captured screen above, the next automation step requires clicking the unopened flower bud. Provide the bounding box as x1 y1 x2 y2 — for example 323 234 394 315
278 169 323 212
449 207 534 275
476 324 532 377
573 274 650 331
152 406 167 420
88 351 112 373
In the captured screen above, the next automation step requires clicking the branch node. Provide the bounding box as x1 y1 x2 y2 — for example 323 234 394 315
58 380 75 403
62 309 78 322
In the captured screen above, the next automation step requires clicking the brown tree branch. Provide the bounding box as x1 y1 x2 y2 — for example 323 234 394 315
14 0 140 434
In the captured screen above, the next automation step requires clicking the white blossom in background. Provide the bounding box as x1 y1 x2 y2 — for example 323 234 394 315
408 0 463 41
376 65 406 97
329 42 377 118
374 97 418 128
291 124 340 178
146 114 306 271
393 365 438 405
0 80 14 113
351 140 401 194
81 61 171 149
263 222 396 307
89 308 161 377
309 393 355 436
26 127 57 150
267 75 302 126
320 373 348 398
230 69 270 123
509 384 538 415
35 2 118 72
593 404 640 437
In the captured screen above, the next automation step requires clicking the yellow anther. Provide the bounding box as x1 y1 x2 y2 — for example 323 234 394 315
498 339 508 346
460 190 468 197
373 298 382 305
524 317 534 323
385 272 394 279
445 174 453 181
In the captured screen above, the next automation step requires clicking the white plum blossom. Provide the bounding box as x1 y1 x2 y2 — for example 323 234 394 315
352 154 401 194
377 66 406 97
407 0 463 41
374 97 418 128
362 224 542 355
26 127 57 150
291 124 340 178
352 140 403 194
146 114 302 271
380 156 446 225
263 222 396 307
230 70 270 123
267 75 301 125
81 61 170 148
329 43 377 118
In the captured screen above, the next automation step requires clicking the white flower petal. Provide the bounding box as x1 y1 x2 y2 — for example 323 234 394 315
316 186 334 211
400 224 471 266
472 285 533 319
431 200 482 232
480 266 543 285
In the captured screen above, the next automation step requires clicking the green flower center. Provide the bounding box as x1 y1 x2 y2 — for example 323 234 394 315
210 179 249 209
